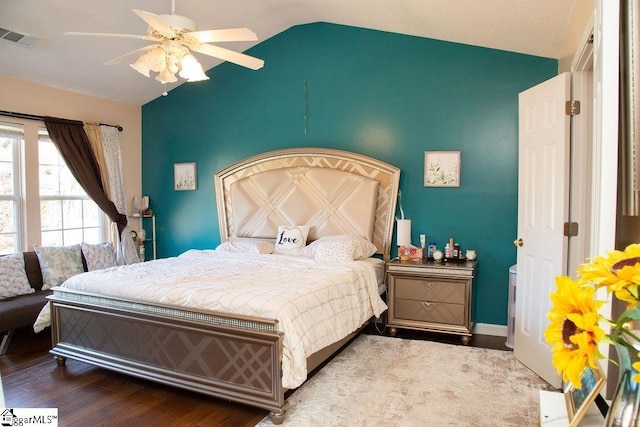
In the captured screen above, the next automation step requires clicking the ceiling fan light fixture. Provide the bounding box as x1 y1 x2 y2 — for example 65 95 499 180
130 45 167 77
156 67 178 84
179 53 209 82
130 56 151 77
167 57 180 74
148 46 169 72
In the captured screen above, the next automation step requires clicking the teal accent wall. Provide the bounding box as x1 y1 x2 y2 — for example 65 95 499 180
142 23 557 326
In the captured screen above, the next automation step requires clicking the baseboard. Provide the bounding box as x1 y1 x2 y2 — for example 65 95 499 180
475 323 508 337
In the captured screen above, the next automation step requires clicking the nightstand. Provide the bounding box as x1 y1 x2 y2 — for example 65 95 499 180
385 258 477 344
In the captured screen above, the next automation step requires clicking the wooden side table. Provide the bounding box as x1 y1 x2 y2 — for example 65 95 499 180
385 258 477 344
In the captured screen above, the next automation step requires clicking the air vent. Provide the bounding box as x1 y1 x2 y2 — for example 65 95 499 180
0 26 39 48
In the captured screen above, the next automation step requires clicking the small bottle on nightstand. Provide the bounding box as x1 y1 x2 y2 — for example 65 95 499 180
428 242 436 258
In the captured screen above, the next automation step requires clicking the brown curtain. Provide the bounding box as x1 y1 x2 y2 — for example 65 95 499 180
44 117 127 234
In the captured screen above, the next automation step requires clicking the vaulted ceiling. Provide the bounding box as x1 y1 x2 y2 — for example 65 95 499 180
0 0 576 106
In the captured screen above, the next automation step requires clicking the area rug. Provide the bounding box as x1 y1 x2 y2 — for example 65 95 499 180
256 334 554 426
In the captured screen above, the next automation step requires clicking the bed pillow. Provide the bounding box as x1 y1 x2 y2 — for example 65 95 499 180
82 242 117 271
306 235 378 260
216 238 275 254
0 253 34 300
315 239 358 263
33 244 84 290
273 225 310 256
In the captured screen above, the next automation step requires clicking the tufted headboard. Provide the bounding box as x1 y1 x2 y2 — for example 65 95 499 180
214 148 400 260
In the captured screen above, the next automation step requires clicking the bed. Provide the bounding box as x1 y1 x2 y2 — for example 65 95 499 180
43 147 400 424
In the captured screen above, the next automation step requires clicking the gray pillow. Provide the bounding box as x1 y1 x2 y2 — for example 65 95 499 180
0 253 34 299
82 242 117 271
33 244 84 290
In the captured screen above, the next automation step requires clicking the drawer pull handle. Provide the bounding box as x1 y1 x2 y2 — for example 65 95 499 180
422 281 436 290
421 302 435 311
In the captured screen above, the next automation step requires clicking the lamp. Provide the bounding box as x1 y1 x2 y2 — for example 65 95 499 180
130 40 210 84
395 190 412 261
397 219 412 261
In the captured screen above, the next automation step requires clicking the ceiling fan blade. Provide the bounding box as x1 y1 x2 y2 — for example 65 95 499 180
133 9 175 37
104 45 157 65
189 43 264 70
64 32 159 41
186 28 258 43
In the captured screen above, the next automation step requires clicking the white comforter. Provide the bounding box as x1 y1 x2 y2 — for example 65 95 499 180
34 249 387 389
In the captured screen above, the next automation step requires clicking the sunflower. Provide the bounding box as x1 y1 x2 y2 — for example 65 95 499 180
545 276 605 388
611 265 640 307
634 355 640 383
577 244 640 305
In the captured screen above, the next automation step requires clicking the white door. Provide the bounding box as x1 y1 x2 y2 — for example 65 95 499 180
514 73 570 389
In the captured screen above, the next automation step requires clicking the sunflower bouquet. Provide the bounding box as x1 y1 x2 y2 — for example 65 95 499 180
544 243 640 389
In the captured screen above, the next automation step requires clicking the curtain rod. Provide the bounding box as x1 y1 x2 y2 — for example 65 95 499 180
0 110 123 131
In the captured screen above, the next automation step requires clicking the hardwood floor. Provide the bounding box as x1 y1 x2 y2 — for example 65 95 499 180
1 324 511 426
1 327 267 426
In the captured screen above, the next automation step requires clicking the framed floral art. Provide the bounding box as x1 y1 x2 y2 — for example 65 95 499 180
424 151 460 187
174 162 197 191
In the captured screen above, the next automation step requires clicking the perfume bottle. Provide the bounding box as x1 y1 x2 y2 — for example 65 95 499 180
428 242 437 258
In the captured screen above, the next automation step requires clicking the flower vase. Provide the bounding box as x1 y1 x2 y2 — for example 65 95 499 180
605 342 640 426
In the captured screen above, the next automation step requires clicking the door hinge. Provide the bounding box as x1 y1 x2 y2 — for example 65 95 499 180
566 100 581 116
564 222 579 237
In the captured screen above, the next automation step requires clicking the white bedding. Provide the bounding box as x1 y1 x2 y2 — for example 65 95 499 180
35 249 387 389
363 257 386 294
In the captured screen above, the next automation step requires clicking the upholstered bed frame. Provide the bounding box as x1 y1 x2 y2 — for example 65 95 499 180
47 148 400 423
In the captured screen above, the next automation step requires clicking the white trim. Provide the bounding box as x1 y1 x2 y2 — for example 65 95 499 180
591 0 620 385
475 323 507 337
569 71 593 276
571 14 594 72
568 14 594 277
592 0 619 257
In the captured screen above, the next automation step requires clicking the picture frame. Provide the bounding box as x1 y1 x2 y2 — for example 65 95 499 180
424 151 460 187
564 364 606 427
174 162 197 191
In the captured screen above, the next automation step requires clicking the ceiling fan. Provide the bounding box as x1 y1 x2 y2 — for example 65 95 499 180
65 1 264 84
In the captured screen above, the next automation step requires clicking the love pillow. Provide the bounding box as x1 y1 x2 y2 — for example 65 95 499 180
273 225 310 256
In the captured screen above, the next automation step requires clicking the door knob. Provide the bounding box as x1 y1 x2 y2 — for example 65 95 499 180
514 238 523 247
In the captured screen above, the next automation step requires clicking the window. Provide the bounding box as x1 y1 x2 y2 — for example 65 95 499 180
0 120 107 254
0 122 23 254
38 129 103 246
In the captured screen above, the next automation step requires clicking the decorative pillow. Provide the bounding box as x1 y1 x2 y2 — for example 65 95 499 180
305 235 378 260
273 225 311 256
315 239 358 263
215 238 275 254
82 242 117 271
33 244 84 290
0 253 34 300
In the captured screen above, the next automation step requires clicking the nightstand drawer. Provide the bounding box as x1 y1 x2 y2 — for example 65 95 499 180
394 299 466 326
394 277 466 304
